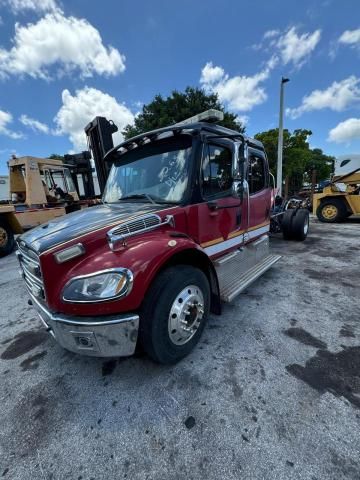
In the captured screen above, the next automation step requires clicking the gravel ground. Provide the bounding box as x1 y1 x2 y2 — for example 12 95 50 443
0 217 359 480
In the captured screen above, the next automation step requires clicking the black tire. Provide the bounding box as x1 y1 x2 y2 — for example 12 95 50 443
291 209 310 241
0 218 15 257
316 198 347 223
281 209 296 240
139 265 210 364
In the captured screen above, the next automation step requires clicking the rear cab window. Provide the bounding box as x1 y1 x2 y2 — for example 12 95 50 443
248 151 268 195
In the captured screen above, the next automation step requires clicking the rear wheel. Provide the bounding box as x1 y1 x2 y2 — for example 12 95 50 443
316 198 347 223
291 209 309 241
281 209 309 241
139 265 210 364
281 209 296 240
0 219 15 257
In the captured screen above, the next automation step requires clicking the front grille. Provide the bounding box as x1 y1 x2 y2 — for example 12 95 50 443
17 241 45 301
112 214 161 237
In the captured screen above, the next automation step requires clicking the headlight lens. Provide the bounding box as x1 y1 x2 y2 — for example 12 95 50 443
62 269 133 302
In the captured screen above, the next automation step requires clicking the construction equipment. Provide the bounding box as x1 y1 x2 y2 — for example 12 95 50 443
63 151 96 199
0 115 121 257
84 116 118 194
313 168 360 222
0 156 95 257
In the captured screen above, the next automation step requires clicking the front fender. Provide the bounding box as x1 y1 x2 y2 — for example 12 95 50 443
43 230 207 316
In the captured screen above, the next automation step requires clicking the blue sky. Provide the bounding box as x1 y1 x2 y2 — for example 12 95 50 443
0 0 359 175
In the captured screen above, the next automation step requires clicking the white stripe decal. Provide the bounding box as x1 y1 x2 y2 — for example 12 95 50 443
204 225 270 257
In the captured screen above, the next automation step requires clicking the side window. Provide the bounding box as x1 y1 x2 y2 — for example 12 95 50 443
202 144 233 198
51 171 68 193
248 154 266 194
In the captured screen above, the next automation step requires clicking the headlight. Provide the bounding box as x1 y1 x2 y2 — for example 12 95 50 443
62 268 133 303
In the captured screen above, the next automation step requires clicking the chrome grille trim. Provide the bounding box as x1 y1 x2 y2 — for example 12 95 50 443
18 249 38 265
16 241 45 300
21 263 43 287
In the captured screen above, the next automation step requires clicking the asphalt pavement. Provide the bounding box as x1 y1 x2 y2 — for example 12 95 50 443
0 218 359 480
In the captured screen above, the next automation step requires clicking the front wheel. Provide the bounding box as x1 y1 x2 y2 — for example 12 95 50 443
0 218 15 257
139 265 210 364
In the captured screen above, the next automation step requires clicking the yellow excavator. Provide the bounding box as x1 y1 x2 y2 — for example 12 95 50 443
313 168 360 222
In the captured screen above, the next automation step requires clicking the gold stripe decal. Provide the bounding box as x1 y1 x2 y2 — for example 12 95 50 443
203 223 270 257
201 236 224 248
200 221 270 248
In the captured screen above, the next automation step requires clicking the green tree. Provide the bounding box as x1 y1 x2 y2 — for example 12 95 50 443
123 87 245 139
305 148 334 184
254 128 334 194
48 154 65 161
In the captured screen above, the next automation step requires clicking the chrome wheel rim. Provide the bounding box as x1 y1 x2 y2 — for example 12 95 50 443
0 227 8 248
168 285 205 346
304 217 309 235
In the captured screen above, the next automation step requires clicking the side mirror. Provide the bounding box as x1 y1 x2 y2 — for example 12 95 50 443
232 180 244 200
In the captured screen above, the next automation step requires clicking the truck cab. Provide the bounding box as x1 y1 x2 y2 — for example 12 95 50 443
17 111 305 364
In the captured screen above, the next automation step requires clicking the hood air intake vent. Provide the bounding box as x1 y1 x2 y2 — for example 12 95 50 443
113 214 161 237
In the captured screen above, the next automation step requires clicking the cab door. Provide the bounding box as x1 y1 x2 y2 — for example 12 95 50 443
187 141 246 258
245 147 272 240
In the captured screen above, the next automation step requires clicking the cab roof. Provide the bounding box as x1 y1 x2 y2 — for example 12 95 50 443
105 121 264 160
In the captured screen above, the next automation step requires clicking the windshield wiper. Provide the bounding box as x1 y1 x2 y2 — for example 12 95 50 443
119 193 157 204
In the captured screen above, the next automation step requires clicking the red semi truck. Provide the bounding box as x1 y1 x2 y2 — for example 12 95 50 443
16 111 309 364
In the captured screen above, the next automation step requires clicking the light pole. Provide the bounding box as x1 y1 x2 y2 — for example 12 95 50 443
276 77 289 197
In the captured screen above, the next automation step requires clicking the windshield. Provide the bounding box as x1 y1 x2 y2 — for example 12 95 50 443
103 135 192 204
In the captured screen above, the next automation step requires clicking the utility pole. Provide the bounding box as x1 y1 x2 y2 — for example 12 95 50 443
277 77 290 197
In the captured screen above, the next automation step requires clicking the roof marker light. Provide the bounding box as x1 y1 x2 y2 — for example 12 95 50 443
174 109 224 126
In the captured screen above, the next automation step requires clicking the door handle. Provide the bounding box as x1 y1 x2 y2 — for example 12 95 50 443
207 200 241 211
236 212 241 225
207 200 218 211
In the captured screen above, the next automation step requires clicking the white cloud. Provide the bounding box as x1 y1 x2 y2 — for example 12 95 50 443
287 76 360 119
0 11 125 79
237 115 249 126
250 27 321 69
328 118 360 143
1 0 58 14
263 29 279 40
0 109 24 139
338 28 360 48
275 27 321 68
200 57 277 112
19 114 50 134
200 62 225 85
251 30 279 50
54 87 134 151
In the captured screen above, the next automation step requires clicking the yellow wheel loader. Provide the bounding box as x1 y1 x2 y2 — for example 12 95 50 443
313 168 360 222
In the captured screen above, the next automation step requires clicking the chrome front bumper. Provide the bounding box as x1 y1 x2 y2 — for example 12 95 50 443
29 293 139 357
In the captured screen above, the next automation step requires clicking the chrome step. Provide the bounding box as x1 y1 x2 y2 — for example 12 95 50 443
219 254 281 302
